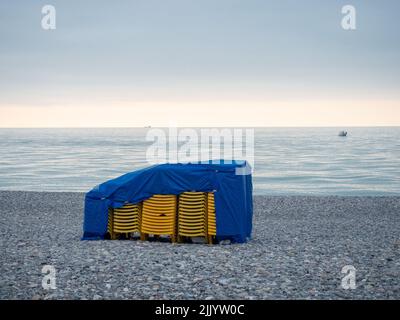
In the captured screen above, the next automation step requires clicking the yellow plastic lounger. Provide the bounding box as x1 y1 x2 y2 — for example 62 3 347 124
207 192 217 244
140 194 177 242
108 203 140 240
178 192 207 243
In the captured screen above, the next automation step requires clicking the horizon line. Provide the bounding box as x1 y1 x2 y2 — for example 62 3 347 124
0 125 399 129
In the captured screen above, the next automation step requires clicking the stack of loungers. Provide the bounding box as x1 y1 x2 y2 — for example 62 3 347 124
107 192 217 244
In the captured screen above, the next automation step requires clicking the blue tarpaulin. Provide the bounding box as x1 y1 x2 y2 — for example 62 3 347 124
82 161 253 243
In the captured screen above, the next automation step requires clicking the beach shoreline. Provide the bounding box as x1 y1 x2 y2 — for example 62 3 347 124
0 191 399 300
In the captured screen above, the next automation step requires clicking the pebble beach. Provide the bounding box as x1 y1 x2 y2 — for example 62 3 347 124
0 191 399 300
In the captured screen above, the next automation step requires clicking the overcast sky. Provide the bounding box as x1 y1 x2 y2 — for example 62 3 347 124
0 0 399 127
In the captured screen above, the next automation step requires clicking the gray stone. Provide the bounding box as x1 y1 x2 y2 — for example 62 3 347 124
0 191 399 300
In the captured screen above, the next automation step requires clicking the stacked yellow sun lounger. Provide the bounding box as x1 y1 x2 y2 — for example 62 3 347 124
107 192 216 244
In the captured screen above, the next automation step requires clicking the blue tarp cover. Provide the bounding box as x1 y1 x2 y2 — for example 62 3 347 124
82 161 253 243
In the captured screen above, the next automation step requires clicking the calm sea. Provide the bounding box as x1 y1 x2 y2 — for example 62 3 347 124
0 128 399 195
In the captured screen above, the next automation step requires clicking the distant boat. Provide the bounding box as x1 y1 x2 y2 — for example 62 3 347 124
338 131 347 137
144 125 152 128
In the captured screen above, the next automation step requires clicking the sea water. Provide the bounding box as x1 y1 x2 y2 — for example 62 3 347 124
0 127 399 195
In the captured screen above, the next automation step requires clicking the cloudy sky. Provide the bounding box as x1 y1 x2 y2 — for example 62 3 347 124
0 0 399 127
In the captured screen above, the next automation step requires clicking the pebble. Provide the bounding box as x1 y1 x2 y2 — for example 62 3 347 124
217 278 230 286
0 191 399 300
